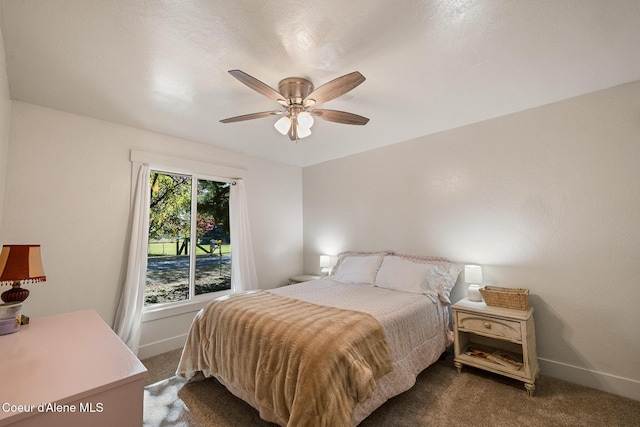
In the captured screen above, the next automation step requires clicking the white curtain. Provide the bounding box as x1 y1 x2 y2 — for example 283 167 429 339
114 164 150 354
230 179 258 291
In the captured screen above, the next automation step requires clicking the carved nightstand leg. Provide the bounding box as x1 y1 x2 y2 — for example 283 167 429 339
525 382 535 397
454 361 462 373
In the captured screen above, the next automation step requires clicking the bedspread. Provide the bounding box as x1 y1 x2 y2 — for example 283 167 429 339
177 291 393 427
270 279 451 425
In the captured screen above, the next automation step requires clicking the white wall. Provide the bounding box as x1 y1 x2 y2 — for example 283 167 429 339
0 24 11 227
302 81 640 400
0 102 303 346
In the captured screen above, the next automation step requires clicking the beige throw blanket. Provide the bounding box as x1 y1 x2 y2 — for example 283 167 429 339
177 291 392 427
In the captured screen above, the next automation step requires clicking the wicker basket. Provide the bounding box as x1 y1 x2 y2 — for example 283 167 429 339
479 286 529 310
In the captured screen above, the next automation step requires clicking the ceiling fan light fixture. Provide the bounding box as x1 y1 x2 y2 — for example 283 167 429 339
274 116 291 135
222 70 369 141
297 111 314 129
296 124 311 138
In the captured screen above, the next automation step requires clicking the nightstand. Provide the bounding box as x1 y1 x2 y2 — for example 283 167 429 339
288 274 321 285
452 298 539 396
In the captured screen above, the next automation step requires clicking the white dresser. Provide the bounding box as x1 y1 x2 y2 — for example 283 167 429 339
0 310 147 426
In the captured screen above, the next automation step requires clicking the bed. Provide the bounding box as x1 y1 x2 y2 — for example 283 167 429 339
176 251 461 426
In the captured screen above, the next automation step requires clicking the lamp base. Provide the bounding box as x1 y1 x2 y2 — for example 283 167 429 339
468 284 484 302
1 284 30 303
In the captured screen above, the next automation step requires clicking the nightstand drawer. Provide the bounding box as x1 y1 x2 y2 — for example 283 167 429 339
456 312 522 341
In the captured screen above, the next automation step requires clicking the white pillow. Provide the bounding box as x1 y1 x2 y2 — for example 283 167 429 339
330 255 383 285
387 253 462 304
374 256 438 296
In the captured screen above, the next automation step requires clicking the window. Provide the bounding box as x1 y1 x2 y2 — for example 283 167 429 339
145 170 232 306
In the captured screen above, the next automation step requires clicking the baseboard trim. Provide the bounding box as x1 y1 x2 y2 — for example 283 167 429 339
539 357 640 401
138 333 188 360
137 339 640 401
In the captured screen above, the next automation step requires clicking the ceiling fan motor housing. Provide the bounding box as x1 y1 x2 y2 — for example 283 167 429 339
278 77 314 105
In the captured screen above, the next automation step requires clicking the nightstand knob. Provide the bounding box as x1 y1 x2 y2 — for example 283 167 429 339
483 322 491 329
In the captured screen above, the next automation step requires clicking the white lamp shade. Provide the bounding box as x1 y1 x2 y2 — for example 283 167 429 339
297 111 314 128
464 265 483 284
296 124 311 138
274 116 291 135
296 126 311 138
319 255 331 268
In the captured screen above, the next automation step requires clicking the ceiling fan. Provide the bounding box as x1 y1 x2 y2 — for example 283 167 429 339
220 70 369 141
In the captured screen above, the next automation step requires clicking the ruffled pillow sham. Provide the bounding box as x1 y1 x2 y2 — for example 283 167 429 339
386 253 461 304
374 255 440 300
330 251 391 285
329 250 461 303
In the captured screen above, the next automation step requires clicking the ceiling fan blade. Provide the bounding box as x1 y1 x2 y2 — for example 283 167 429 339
228 70 286 103
303 71 365 107
220 110 284 123
311 109 369 125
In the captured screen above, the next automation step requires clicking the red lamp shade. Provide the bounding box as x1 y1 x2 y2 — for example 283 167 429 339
0 245 46 303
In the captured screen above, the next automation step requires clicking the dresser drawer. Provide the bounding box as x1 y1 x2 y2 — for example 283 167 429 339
456 312 522 341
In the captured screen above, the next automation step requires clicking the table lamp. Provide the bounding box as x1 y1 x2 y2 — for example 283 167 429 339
320 255 331 275
464 265 483 302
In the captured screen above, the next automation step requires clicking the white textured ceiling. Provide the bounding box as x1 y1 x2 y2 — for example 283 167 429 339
1 1 639 167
